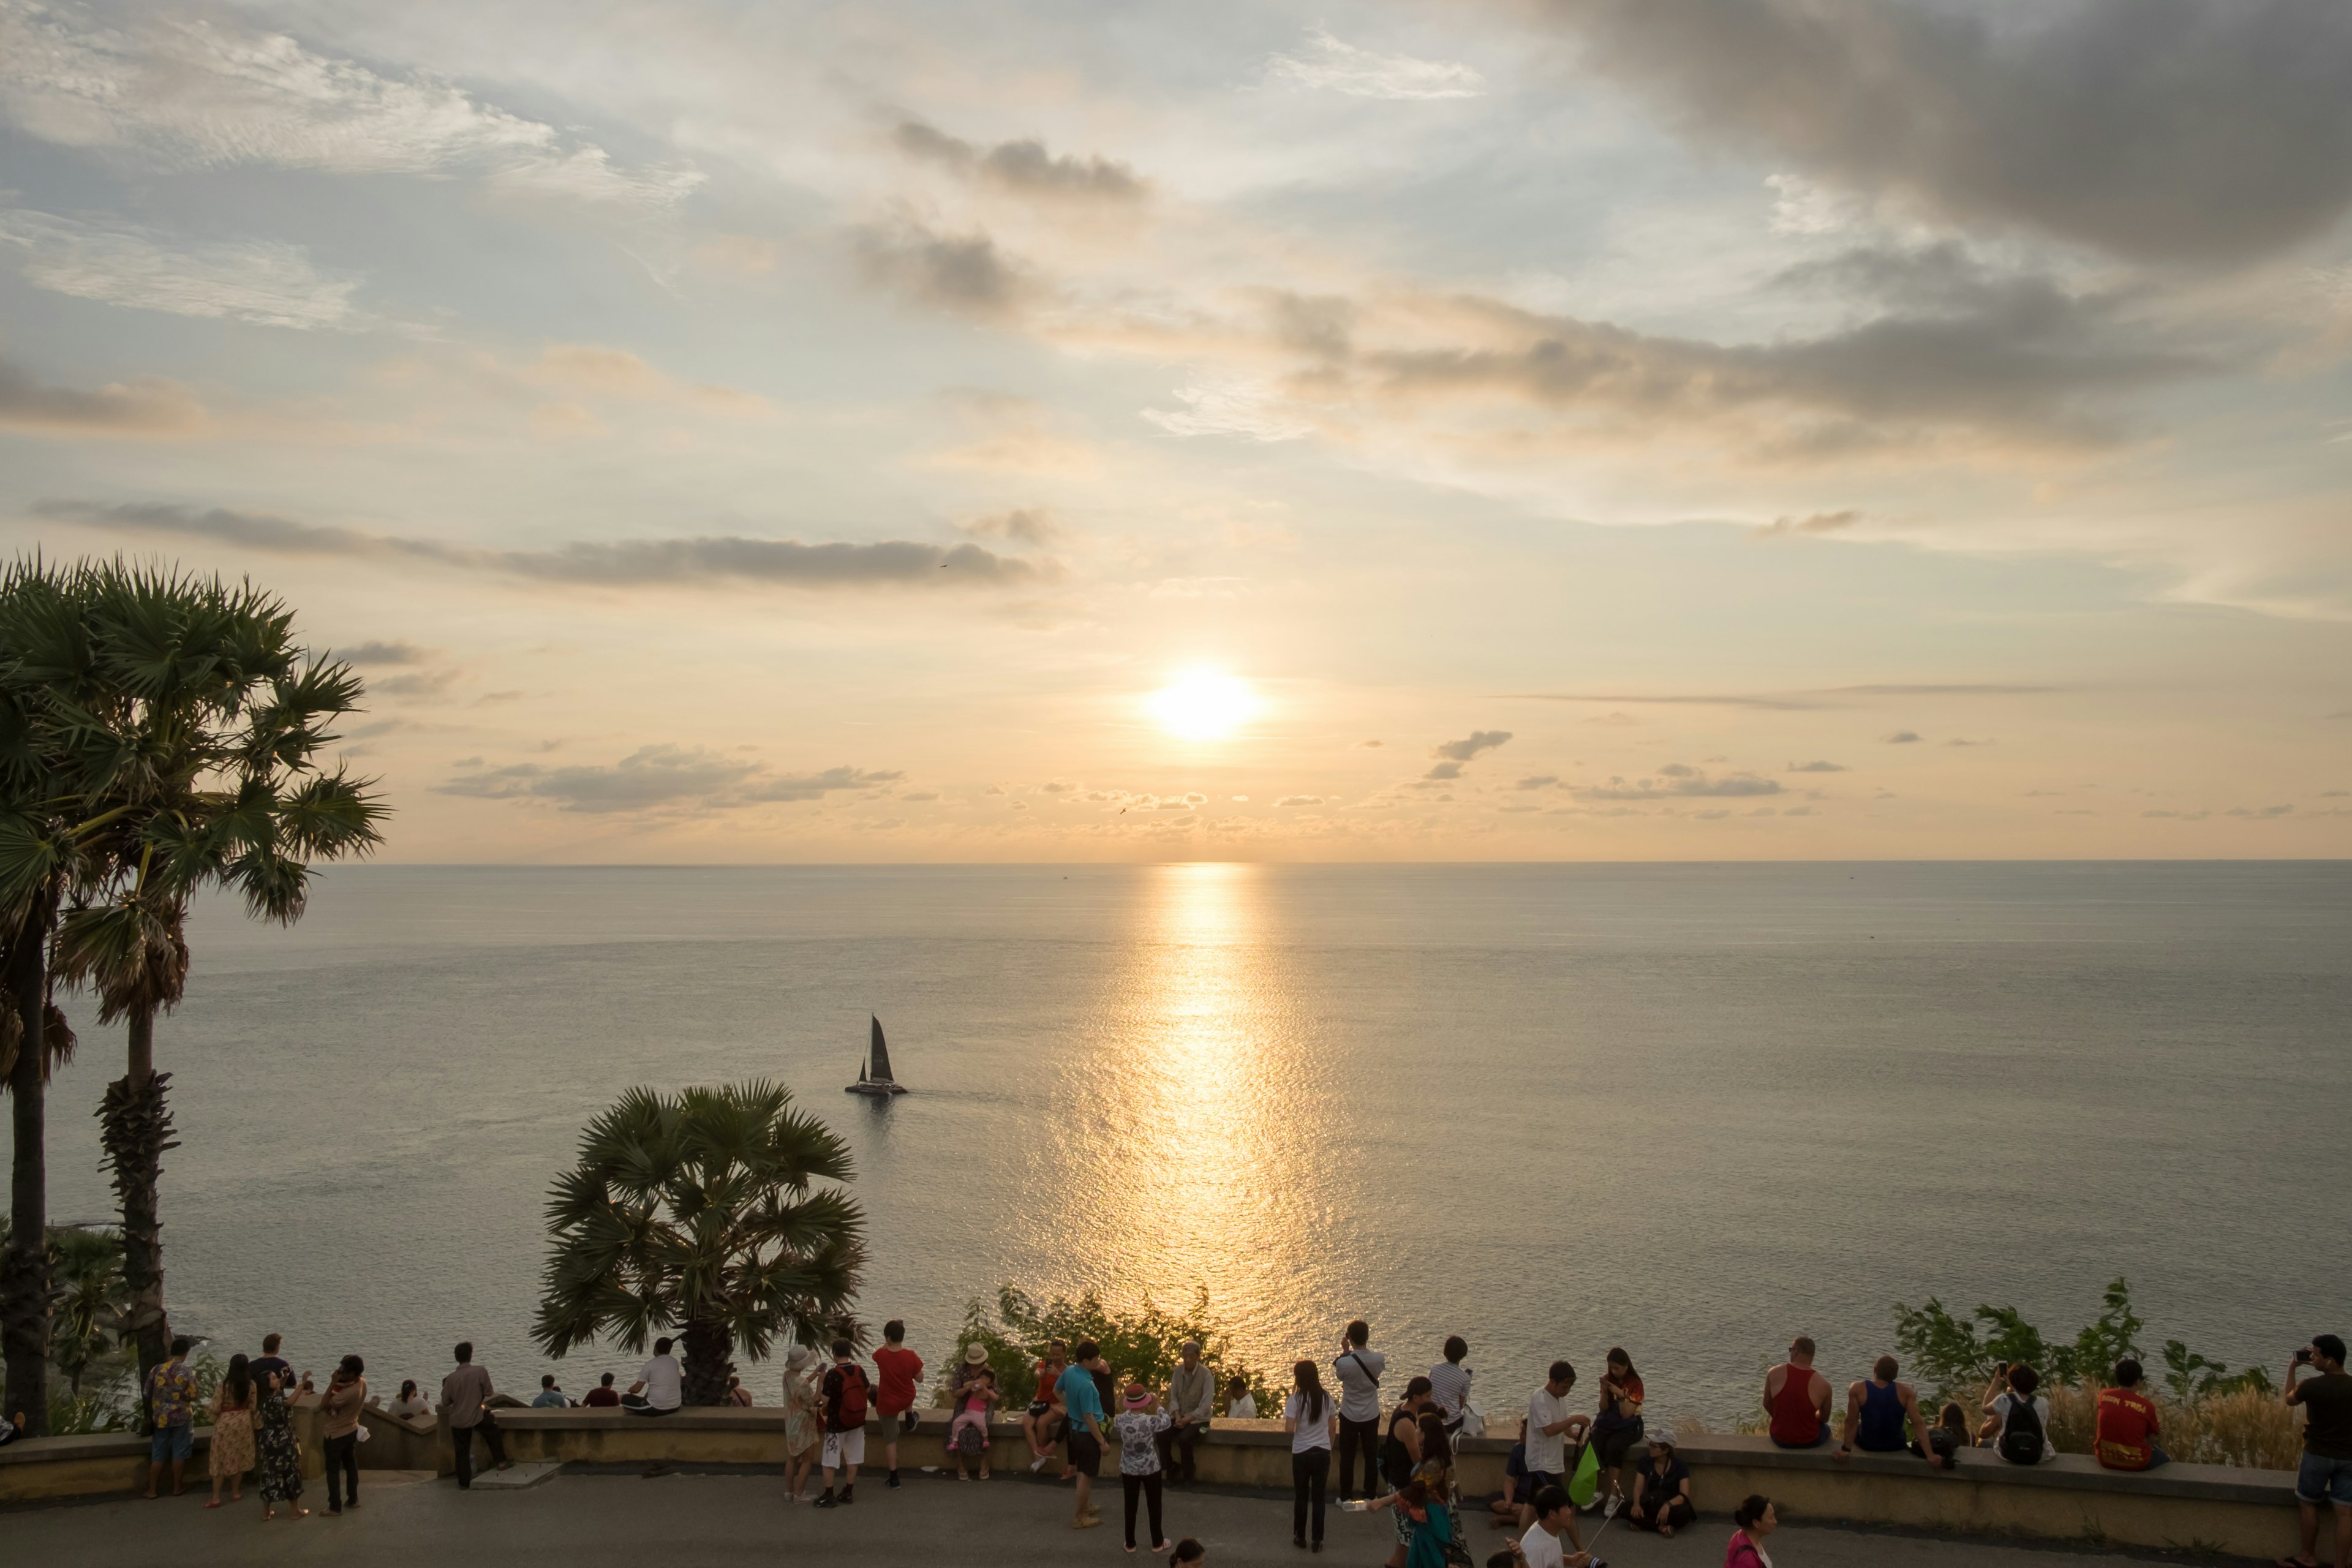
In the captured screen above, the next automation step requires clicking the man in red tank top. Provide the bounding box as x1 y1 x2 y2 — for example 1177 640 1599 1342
1764 1337 1833 1448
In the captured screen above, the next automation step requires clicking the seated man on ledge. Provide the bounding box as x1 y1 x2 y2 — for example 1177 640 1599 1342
1764 1336 1833 1449
1834 1354 1948 1468
2094 1359 2166 1471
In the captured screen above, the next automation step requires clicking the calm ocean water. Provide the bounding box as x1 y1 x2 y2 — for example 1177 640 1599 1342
17 862 2351 1425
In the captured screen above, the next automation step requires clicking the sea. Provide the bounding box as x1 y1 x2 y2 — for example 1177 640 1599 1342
18 861 2351 1426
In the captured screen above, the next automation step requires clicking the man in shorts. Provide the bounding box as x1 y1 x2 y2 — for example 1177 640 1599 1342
143 1336 198 1498
814 1338 871 1509
1056 1339 1110 1529
2284 1333 2352 1568
872 1319 925 1489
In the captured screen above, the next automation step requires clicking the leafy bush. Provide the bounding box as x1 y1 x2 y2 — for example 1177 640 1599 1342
938 1286 1286 1417
1893 1276 2173 1400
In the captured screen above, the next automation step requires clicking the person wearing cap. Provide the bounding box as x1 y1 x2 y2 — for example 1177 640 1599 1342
948 1344 1000 1480
1626 1433 1694 1537
873 1319 925 1490
1164 1340 1216 1484
1114 1382 1175 1553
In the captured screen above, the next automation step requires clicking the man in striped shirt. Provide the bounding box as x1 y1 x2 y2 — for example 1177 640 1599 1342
1428 1337 1474 1434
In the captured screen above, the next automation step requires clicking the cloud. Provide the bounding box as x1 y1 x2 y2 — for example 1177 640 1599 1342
1831 684 2060 696
892 122 1147 203
341 639 429 665
1513 690 1821 710
1267 28 1487 100
959 507 1062 546
1516 775 1560 790
0 6 698 208
0 209 363 328
1883 731 1923 744
1143 377 1316 442
2225 804 2294 819
1574 768 1782 801
439 747 900 814
899 791 939 802
39 501 1054 589
1787 760 1847 772
1752 509 1861 539
1540 0 2352 265
1356 739 1384 748
855 218 1035 320
0 354 202 434
1432 729 1513 762
1275 794 1325 807
1422 761 1464 782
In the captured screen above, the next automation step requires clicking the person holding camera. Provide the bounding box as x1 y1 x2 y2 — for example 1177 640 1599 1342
1981 1362 2054 1466
2282 1334 2352 1568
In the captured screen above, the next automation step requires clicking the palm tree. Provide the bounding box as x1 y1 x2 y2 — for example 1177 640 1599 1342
535 1080 866 1405
54 565 385 1390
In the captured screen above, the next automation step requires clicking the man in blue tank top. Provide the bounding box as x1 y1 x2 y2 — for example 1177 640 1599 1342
1834 1354 1949 1468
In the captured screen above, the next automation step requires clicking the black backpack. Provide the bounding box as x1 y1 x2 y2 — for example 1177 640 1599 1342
1997 1392 2044 1465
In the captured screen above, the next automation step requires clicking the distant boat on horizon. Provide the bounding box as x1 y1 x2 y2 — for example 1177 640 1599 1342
845 1015 910 1096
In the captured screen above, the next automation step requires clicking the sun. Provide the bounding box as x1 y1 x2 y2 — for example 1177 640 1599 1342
1150 669 1259 741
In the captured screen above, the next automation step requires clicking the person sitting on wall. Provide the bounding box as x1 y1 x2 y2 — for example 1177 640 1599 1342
1834 1355 1948 1468
1625 1433 1695 1536
1225 1374 1258 1420
2094 1359 2166 1471
1763 1337 1833 1449
1983 1363 2055 1465
532 1374 571 1408
583 1373 622 1408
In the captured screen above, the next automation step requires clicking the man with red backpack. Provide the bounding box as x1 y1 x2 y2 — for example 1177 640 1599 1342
815 1338 872 1508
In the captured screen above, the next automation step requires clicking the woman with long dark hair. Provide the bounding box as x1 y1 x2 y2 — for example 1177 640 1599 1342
1284 1359 1338 1551
206 1354 255 1508
1591 1347 1645 1512
254 1359 307 1520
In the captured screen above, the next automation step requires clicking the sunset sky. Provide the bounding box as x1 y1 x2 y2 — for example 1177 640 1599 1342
2 0 2348 861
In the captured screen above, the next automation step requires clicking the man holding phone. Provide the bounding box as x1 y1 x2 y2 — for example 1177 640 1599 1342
2283 1335 2352 1568
1333 1321 1386 1500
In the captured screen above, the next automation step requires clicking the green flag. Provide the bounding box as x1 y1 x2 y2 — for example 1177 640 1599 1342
1567 1439 1600 1507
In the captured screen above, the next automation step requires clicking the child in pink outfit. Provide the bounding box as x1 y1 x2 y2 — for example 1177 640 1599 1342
949 1363 999 1480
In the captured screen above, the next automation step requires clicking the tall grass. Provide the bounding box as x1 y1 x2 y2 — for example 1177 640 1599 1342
2044 1381 2303 1471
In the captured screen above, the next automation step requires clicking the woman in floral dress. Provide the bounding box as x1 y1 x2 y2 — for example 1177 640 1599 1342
254 1363 307 1519
206 1354 257 1507
782 1346 822 1502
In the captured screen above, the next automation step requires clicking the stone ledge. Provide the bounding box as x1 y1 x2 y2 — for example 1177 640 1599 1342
1664 1433 2302 1508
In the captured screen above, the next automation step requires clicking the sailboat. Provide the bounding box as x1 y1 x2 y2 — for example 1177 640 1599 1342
845 1015 910 1096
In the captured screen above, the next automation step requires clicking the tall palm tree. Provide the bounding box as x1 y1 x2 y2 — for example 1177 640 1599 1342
0 559 116 1436
535 1080 866 1406
55 565 385 1390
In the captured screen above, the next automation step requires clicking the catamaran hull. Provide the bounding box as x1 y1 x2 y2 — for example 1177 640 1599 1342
843 1082 909 1096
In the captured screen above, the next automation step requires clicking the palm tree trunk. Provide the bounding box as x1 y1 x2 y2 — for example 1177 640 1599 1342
1 903 55 1437
680 1317 736 1408
100 1001 173 1396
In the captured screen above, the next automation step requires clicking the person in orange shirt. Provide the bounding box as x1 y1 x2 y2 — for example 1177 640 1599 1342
2094 1358 2168 1471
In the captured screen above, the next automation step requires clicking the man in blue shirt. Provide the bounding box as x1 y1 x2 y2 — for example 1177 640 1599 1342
532 1375 571 1408
1055 1340 1109 1531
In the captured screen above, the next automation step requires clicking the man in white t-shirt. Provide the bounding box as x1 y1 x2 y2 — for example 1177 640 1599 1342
1518 1484 1600 1568
1332 1320 1387 1500
1521 1361 1591 1531
628 1336 685 1415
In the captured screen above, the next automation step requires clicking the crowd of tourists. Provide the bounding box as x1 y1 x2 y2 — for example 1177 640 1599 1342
102 1316 2352 1568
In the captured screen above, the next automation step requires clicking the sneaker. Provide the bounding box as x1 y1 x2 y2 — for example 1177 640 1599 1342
814 1494 839 1510
1030 1456 1050 1473
1072 1514 1102 1531
1602 1496 1619 1520
1153 1543 1174 1556
886 1472 902 1490
840 1486 854 1506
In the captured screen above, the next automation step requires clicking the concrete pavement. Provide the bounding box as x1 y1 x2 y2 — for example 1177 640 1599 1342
4 1464 2209 1566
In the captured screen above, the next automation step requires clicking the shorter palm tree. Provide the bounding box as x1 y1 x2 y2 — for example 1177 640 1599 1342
534 1080 865 1406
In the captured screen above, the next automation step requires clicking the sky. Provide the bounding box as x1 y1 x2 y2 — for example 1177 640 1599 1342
1 0 2348 862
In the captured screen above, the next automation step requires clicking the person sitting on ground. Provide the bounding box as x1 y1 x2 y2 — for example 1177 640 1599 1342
1835 1354 1947 1468
1764 1336 1833 1449
2282 1332 2352 1568
1226 1374 1257 1420
1518 1483 1602 1568
389 1379 432 1420
1023 1339 1069 1476
1984 1362 2054 1466
1726 1494 1777 1568
628 1336 684 1416
1590 1349 1645 1510
1430 1337 1474 1435
1521 1360 1588 1530
532 1374 571 1408
1164 1338 1217 1484
2094 1358 2166 1471
583 1372 621 1408
1487 1440 1528 1522
1626 1433 1694 1537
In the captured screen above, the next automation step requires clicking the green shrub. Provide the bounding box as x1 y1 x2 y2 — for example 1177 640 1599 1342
937 1286 1286 1418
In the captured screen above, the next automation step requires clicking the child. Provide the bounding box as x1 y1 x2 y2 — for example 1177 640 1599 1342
1931 1401 1970 1464
872 1319 925 1490
1112 1384 1174 1555
949 1356 999 1480
1172 1541 1205 1565
1225 1375 1257 1419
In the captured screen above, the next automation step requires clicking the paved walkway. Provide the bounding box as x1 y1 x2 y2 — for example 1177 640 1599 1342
6 1466 2196 1566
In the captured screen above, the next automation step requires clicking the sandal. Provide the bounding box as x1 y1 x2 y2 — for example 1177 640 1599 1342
203 1501 222 1510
